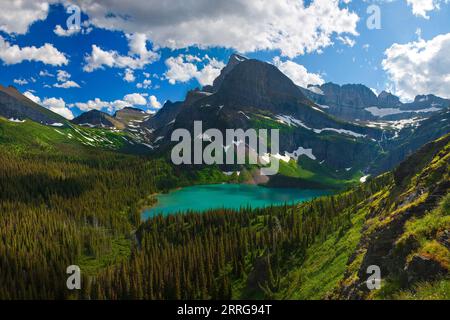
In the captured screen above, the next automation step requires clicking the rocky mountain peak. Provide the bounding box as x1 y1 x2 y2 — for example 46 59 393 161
407 94 450 110
215 58 307 109
0 83 66 124
71 109 117 128
317 82 378 109
378 90 401 108
209 53 249 92
184 89 212 106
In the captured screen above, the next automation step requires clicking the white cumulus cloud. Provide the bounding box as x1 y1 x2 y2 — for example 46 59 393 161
71 98 110 112
83 33 159 72
24 91 41 103
25 92 74 120
406 0 449 19
53 70 80 88
73 0 359 58
13 79 29 85
123 68 136 82
42 97 74 119
39 70 54 77
149 95 162 110
72 93 152 113
56 70 70 82
54 80 80 89
273 57 325 88
0 0 53 35
124 93 147 105
382 32 450 100
137 79 151 89
0 35 68 66
164 54 225 86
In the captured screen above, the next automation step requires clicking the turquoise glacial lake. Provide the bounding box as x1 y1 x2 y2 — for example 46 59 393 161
143 184 330 218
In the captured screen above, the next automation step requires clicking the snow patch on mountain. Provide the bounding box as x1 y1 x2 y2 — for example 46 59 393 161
141 143 154 149
360 175 370 183
238 111 250 120
276 114 365 138
259 146 316 164
316 127 365 138
365 106 441 117
286 146 316 161
8 118 25 123
275 115 310 129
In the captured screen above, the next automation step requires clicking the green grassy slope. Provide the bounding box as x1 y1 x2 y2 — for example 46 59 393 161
271 157 363 189
0 117 151 155
340 134 449 299
272 134 449 300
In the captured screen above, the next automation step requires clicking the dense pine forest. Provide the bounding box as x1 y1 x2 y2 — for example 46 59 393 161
0 144 186 299
86 176 390 300
86 134 449 300
0 127 448 299
0 145 387 299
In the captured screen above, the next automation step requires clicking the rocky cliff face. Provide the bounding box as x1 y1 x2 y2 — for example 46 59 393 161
378 91 401 108
114 107 148 124
370 108 450 175
0 85 66 125
301 83 449 122
72 107 150 130
403 94 449 110
71 110 118 128
207 53 248 92
321 83 379 109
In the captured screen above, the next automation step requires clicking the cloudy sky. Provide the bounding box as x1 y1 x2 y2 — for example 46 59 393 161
0 0 449 119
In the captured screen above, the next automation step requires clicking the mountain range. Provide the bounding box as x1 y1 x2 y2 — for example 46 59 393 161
301 83 449 121
1 53 449 189
1 53 449 301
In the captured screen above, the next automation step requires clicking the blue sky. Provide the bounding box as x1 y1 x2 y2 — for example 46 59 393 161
0 0 449 119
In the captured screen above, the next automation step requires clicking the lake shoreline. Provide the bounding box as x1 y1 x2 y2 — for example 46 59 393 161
142 184 332 219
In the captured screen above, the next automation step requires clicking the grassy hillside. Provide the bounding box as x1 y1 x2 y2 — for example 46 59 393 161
271 134 449 299
0 117 150 155
270 157 363 190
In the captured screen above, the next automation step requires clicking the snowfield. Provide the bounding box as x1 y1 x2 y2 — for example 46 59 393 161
365 106 441 117
8 118 25 123
276 114 366 138
285 146 316 161
259 146 316 164
360 175 370 183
